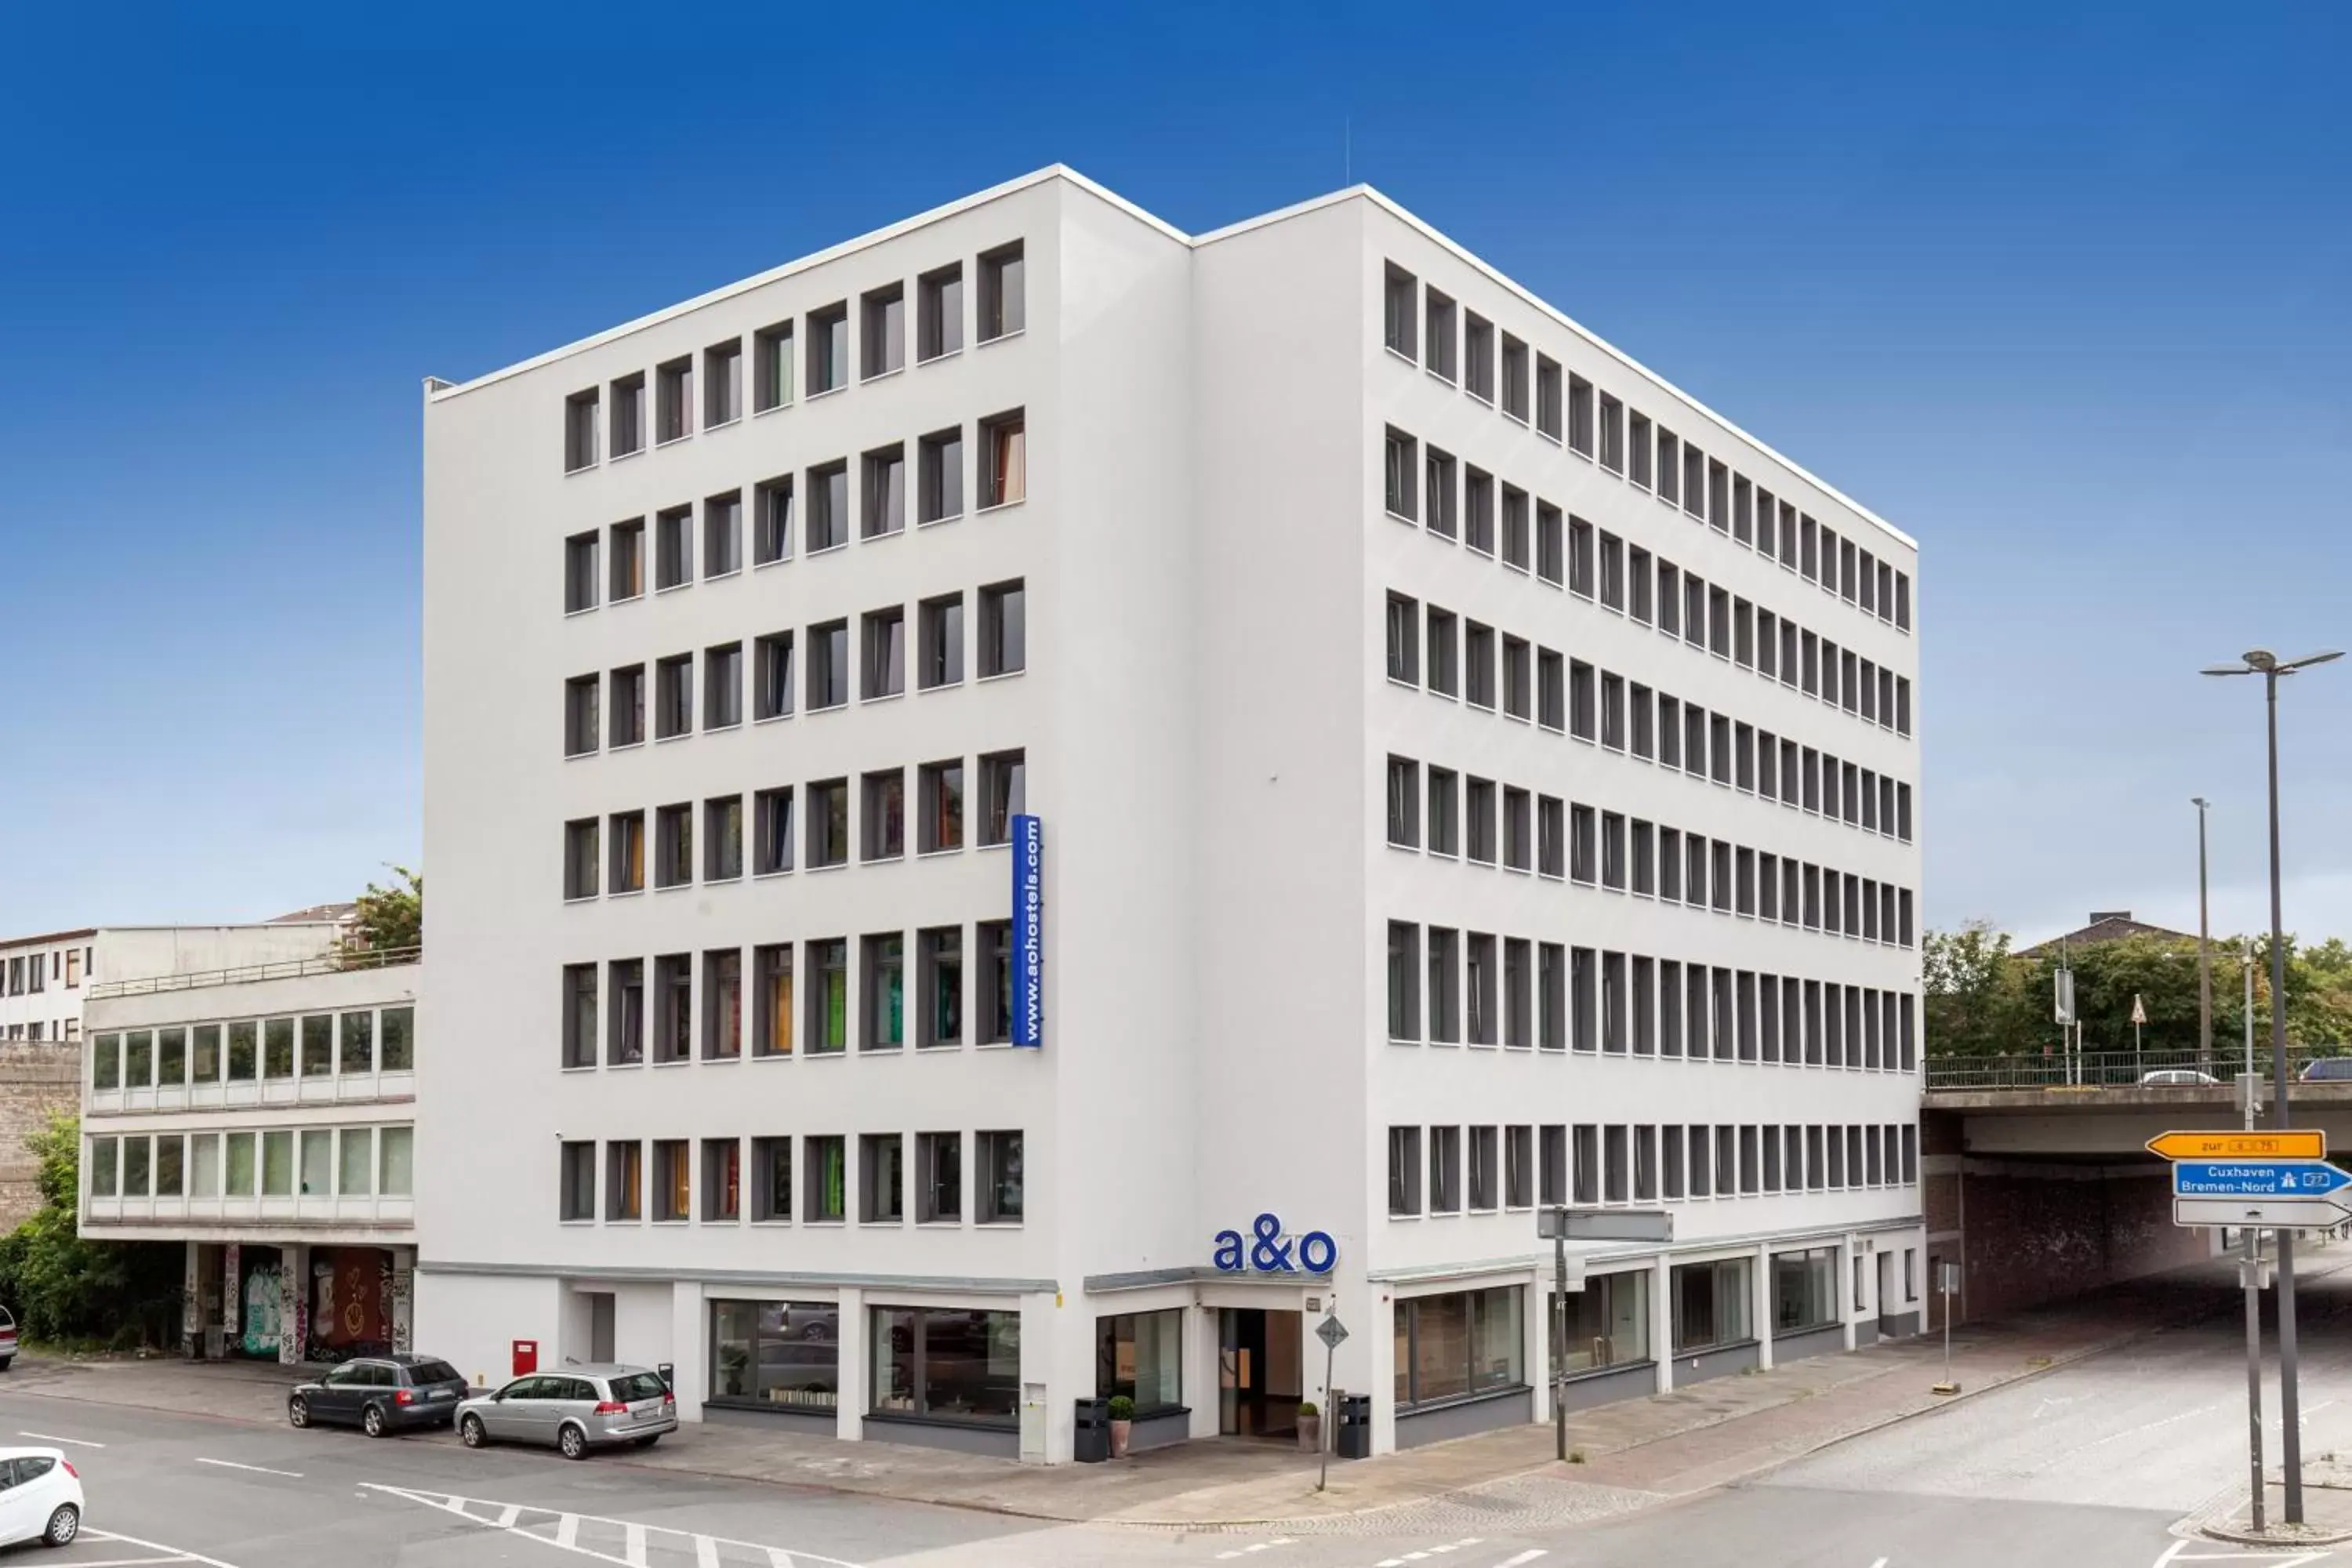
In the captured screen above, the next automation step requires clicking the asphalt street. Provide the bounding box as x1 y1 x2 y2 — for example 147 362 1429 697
0 1290 2344 1568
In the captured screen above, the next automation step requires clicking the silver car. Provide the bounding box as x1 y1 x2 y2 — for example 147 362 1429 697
455 1364 677 1459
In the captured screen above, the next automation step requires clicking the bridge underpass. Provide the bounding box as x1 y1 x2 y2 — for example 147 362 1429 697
1921 1070 2352 1325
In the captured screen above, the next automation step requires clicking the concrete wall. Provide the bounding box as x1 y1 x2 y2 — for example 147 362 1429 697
0 1043 80 1229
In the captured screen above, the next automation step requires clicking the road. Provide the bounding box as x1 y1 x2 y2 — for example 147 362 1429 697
0 1288 2344 1568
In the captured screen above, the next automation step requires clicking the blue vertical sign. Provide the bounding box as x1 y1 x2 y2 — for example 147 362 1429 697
1011 814 1044 1047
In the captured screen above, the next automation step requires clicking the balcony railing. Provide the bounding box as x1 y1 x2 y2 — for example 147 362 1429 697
87 946 420 1001
1926 1044 2336 1091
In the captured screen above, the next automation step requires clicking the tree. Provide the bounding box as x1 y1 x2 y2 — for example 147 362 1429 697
343 863 422 957
0 1115 181 1346
1922 921 2038 1057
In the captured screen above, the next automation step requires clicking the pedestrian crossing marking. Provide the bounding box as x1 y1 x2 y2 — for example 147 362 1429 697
359 1483 865 1568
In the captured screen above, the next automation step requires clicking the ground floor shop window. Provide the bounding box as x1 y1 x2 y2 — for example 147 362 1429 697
1671 1258 1752 1353
1394 1286 1522 1409
1558 1270 1649 1374
1096 1308 1182 1414
870 1307 1019 1425
710 1300 839 1410
1772 1247 1838 1335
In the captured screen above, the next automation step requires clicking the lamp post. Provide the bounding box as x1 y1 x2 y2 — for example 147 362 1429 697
2193 797 2212 1078
2201 645 2343 1527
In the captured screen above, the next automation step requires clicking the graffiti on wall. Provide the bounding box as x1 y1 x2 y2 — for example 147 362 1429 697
241 1259 281 1357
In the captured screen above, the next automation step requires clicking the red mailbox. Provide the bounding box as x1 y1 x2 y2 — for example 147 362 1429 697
512 1338 538 1377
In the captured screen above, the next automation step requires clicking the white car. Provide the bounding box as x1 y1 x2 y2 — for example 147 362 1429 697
0 1446 82 1547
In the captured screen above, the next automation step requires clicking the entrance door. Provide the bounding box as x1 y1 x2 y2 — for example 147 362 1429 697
588 1293 615 1363
1217 1309 1304 1437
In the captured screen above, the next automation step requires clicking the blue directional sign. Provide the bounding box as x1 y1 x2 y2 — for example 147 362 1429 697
2171 1160 2352 1200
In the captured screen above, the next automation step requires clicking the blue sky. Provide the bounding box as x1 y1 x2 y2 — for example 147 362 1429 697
2 1 2347 946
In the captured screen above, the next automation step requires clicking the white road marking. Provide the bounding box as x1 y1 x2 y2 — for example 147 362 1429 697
66 1559 198 1567
18 1428 104 1447
361 1483 865 1566
1216 1542 1298 1561
194 1457 303 1478
1495 1553 1549 1567
83 1527 246 1568
1867 1559 1888 1568
622 1520 648 1566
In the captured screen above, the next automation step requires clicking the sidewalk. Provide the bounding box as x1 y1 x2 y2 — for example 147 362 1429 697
6 1268 2230 1530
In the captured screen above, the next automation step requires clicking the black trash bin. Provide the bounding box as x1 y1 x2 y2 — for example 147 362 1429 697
1073 1397 1110 1463
1336 1393 1371 1459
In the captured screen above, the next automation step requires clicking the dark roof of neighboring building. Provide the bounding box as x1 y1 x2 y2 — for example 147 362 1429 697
2017 910 2195 956
0 927 98 950
269 902 356 925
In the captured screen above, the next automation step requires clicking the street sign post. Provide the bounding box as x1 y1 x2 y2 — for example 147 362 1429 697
1934 1261 1961 1393
1313 1315 1346 1493
1536 1209 1669 1461
2147 1130 2321 1161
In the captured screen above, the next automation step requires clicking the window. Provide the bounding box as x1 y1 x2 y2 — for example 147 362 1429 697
754 321 794 411
653 1140 691 1222
704 642 742 728
978 1130 1023 1221
300 1014 332 1079
919 263 964 361
1773 1248 1839 1334
1382 264 1416 357
871 1306 1021 1426
1385 593 1418 683
1501 486 1530 571
1385 757 1420 848
1468 1124 1498 1209
1428 1125 1461 1212
918 760 964 852
1423 288 1456 380
703 948 742 1058
1098 1308 1183 1413
806 938 848 1054
808 778 848 868
606 1140 644 1221
978 241 1025 340
1386 923 1421 1041
562 964 598 1069
1425 607 1457 697
1424 447 1457 539
1504 1123 1533 1207
1464 622 1494 708
564 388 599 471
978 921 1013 1044
755 632 794 720
863 606 906 699
919 427 964 523
1501 334 1528 419
608 811 644 894
861 1133 905 1221
1465 779 1496 864
1535 356 1562 441
979 579 1025 676
1464 467 1494 554
982 411 1026 506
918 1131 962 1222
563 818 599 900
702 1138 741 1222
862 285 905 380
697 340 740 430
1463 312 1493 399
805 1135 847 1221
1395 1287 1523 1408
753 786 793 875
656 357 692 443
808 302 848 394
1672 1257 1753 1353
611 373 644 456
564 674 599 757
560 1142 596 1220
808 459 849 552
1537 649 1563 731
862 933 905 1050
1503 787 1531 872
655 653 692 739
1537 503 1563 586
564 531 599 615
1383 428 1417 519
609 519 646 601
912 594 966 691
980 750 1026 845
1559 1269 1650 1375
655 803 693 889
1425 766 1458 855
919 926 963 1047
1537 797 1564 877
751 1137 793 1221
753 944 793 1056
809 619 849 710
863 443 906 538
1465 931 1497 1041
754 477 793 565
652 953 692 1062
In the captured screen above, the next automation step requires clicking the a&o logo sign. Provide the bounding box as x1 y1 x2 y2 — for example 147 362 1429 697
1212 1212 1338 1275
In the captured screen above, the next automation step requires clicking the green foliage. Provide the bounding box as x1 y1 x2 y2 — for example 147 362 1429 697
1295 1399 1318 1418
343 863 422 956
0 1114 182 1346
1923 921 2352 1058
1107 1395 1136 1421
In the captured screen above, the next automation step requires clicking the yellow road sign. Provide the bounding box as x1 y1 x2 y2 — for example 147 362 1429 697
2147 1129 2327 1161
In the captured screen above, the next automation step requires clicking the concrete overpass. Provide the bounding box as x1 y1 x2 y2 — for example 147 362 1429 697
1921 1057 2352 1324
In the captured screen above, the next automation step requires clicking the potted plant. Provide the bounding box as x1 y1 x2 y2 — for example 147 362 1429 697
1108 1395 1134 1457
1296 1399 1322 1454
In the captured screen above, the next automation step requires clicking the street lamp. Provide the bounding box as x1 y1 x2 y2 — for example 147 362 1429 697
2201 645 2342 1526
2193 797 2212 1077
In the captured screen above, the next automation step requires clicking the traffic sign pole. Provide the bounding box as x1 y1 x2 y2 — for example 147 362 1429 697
2243 1226 2267 1536
1314 1314 1347 1494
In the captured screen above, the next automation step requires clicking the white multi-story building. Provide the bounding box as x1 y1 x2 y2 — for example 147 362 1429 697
0 929 96 1046
78 924 418 1362
419 168 1922 1460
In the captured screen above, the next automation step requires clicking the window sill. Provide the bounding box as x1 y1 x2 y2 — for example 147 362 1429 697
862 691 906 706
1386 840 1419 854
917 347 963 367
979 328 1027 348
807 384 848 402
655 433 692 450
861 527 906 545
975 498 1027 518
564 462 598 477
705 416 740 434
564 893 597 906
608 888 644 900
975 1219 1024 1229
807 541 850 560
706 720 742 735
917 845 964 860
807 862 849 874
755 399 792 418
975 667 1025 684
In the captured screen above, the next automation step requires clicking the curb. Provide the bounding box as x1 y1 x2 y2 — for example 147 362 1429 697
2201 1523 2352 1548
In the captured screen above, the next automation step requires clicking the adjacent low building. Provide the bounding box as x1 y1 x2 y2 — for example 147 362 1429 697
79 926 418 1362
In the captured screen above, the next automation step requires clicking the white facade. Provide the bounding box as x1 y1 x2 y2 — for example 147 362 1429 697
81 929 417 1363
419 168 1923 1457
0 931 96 1044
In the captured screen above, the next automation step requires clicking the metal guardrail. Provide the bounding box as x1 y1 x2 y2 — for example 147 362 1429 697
1926 1045 2339 1091
86 946 420 1000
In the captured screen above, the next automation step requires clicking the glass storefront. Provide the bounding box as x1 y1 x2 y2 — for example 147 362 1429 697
1671 1258 1753 1353
870 1307 1021 1425
1558 1269 1650 1374
1393 1286 1523 1409
1772 1247 1839 1334
1096 1308 1182 1414
709 1300 840 1410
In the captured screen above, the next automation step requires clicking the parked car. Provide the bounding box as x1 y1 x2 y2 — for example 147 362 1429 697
2140 1068 2220 1085
456 1365 677 1460
289 1354 470 1437
0 1305 18 1371
2301 1057 2352 1081
0 1446 82 1546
